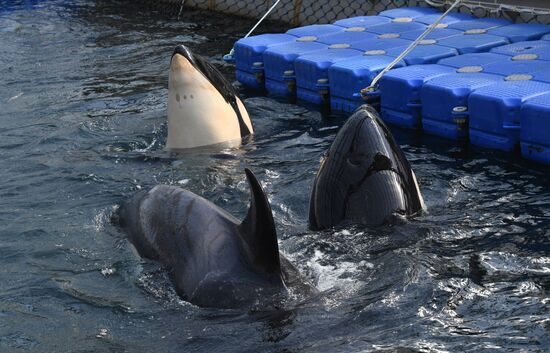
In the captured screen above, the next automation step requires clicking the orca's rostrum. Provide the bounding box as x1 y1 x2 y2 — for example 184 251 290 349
167 44 253 150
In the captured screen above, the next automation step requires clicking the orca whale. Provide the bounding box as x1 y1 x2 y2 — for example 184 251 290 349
309 105 425 230
167 44 253 150
118 169 307 309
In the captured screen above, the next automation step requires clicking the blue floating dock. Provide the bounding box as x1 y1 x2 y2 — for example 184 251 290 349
511 50 550 62
329 55 405 112
490 40 550 56
379 64 455 129
421 72 503 139
447 18 511 31
437 52 512 68
520 93 550 164
353 36 413 52
234 33 297 89
385 43 459 65
414 12 474 26
294 47 364 104
487 23 550 43
300 37 412 105
482 59 550 77
529 69 550 84
436 33 510 54
286 24 344 37
365 21 427 35
263 40 329 97
315 29 378 45
469 80 550 151
233 6 550 165
399 28 463 41
378 6 439 19
333 15 391 29
323 36 414 109
293 31 400 104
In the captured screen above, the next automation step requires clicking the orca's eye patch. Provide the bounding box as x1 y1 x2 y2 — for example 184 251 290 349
346 154 365 166
370 154 392 171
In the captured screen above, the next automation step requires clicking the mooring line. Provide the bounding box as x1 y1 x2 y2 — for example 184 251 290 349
223 0 282 61
360 0 463 98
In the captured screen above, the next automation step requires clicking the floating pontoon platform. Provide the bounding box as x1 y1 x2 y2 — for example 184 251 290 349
234 6 550 166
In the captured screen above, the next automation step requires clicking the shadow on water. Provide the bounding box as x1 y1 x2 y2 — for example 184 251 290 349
0 0 549 352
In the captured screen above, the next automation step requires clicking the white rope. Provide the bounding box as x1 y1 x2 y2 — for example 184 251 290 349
243 0 282 40
360 0 463 97
224 0 281 61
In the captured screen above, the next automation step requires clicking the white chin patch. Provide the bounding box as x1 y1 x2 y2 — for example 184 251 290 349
166 57 247 150
166 55 252 150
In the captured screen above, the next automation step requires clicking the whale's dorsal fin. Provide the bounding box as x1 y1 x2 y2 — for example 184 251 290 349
238 168 282 276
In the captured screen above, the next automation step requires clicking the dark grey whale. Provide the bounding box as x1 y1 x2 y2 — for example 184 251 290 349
119 169 307 309
309 104 425 230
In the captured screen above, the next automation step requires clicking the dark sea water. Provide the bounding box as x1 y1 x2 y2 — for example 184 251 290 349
0 1 549 352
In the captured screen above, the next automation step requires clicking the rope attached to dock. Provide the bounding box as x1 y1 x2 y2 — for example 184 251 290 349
360 0 463 98
223 0 282 61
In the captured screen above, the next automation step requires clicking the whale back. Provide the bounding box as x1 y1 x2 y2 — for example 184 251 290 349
119 170 286 308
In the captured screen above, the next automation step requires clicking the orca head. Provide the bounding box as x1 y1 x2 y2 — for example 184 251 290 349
167 44 253 150
169 44 207 89
309 104 425 230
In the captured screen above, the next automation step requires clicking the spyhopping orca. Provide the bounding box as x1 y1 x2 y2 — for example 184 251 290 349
309 105 425 230
118 169 309 309
167 45 253 150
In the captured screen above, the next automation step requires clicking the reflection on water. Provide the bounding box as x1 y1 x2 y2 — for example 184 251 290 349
0 1 549 352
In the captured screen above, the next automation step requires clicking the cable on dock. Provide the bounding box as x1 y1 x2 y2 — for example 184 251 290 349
223 0 282 62
360 0 463 99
